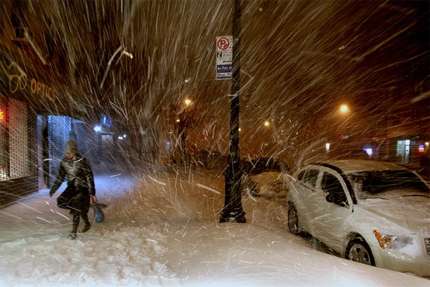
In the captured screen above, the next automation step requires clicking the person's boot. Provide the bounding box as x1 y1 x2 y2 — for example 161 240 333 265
80 213 91 233
69 213 79 239
68 232 77 240
69 223 78 239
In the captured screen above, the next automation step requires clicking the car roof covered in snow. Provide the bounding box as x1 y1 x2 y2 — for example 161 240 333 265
317 160 408 174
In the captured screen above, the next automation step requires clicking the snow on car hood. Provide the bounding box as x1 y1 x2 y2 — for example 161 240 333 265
359 195 430 232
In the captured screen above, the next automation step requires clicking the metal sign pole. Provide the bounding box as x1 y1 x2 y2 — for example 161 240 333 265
220 0 246 223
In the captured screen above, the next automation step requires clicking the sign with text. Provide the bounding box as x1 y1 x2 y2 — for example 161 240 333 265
3 61 56 99
216 35 233 80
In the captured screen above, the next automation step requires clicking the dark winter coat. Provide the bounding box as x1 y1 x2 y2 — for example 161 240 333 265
51 155 95 213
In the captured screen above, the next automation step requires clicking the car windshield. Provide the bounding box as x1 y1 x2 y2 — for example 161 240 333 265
348 170 430 199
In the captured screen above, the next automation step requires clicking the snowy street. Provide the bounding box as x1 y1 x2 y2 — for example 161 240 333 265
1 0 429 286
1 169 429 286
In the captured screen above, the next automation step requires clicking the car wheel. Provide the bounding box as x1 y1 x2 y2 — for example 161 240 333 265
288 202 300 235
346 239 375 266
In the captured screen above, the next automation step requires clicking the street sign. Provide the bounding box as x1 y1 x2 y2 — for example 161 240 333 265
216 36 233 80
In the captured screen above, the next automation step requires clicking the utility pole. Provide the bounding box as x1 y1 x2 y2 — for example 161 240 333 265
220 0 246 223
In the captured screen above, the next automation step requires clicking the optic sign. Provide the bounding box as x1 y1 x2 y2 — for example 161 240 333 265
216 35 233 80
5 62 56 99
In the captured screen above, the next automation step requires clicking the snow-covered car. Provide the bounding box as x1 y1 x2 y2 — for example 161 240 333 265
287 160 430 276
244 172 285 197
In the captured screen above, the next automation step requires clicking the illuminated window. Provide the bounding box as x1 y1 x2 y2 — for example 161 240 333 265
396 139 411 164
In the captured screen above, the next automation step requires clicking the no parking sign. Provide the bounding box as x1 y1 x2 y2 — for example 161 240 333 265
216 36 233 80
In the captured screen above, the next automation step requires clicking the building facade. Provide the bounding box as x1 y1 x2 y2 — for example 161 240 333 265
0 93 38 205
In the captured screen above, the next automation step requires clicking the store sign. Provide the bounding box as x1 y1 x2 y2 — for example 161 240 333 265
29 78 55 99
3 61 56 99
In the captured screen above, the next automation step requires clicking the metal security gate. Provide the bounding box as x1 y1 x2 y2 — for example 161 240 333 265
0 97 35 182
8 98 30 179
0 96 8 181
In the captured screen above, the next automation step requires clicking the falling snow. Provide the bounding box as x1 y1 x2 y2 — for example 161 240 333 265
0 0 429 286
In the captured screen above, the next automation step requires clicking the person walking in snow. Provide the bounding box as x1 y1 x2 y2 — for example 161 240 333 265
49 140 96 239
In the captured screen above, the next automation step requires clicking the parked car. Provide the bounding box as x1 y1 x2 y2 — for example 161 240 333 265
287 159 430 276
240 171 286 197
240 157 287 196
241 157 286 175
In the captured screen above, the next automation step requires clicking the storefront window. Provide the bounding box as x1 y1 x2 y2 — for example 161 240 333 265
396 139 411 164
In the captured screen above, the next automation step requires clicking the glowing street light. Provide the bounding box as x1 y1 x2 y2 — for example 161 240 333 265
339 103 350 114
184 98 192 107
176 118 181 123
364 147 373 157
121 49 133 59
325 142 331 152
93 125 102 133
264 120 270 127
100 46 133 89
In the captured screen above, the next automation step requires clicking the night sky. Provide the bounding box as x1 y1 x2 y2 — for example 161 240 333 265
0 0 429 160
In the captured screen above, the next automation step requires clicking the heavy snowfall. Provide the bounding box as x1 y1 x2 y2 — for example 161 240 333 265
0 0 430 286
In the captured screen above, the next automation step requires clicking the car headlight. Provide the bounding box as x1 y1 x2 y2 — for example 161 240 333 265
373 229 414 250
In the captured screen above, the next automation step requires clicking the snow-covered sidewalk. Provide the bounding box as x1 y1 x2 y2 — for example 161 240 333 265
0 169 428 286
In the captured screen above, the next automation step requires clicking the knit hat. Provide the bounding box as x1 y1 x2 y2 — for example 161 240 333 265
65 140 79 157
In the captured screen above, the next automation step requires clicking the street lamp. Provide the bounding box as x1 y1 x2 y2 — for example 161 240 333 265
93 125 102 133
121 50 133 59
325 142 331 153
184 98 192 107
264 120 270 127
100 46 134 89
339 103 350 115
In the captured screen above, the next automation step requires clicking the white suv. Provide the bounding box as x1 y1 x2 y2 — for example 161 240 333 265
287 160 430 276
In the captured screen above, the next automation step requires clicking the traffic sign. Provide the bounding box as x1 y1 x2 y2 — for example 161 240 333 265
216 36 233 80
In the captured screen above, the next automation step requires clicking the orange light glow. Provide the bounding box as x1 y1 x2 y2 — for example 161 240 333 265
184 98 192 107
339 104 350 114
373 229 392 249
0 111 4 121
